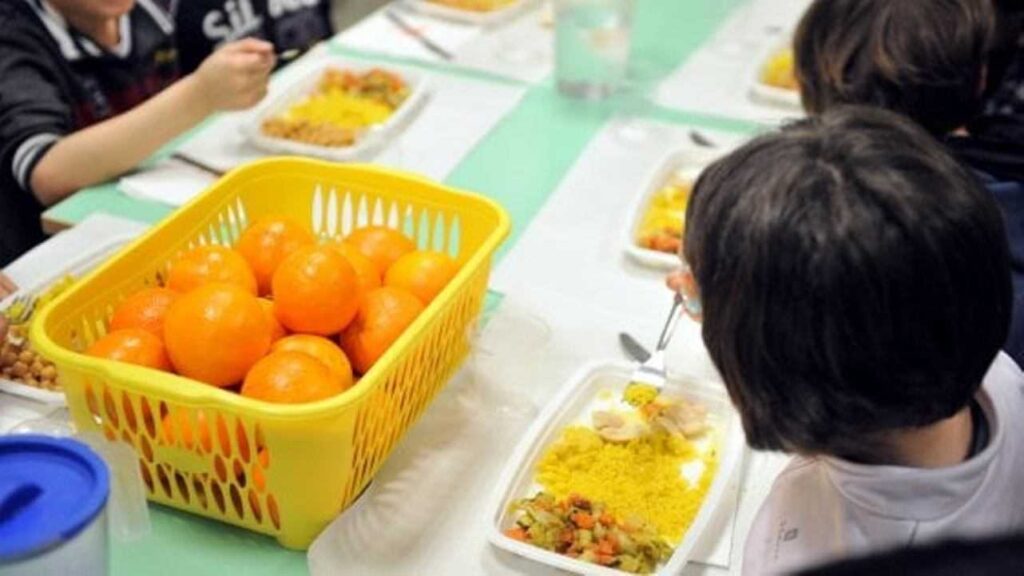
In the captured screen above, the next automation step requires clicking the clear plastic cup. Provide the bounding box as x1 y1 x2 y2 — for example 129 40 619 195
465 304 551 422
555 0 635 99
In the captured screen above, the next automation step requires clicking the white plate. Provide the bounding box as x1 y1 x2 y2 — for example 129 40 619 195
487 361 745 576
403 0 534 27
242 61 429 162
1 216 146 405
623 149 711 271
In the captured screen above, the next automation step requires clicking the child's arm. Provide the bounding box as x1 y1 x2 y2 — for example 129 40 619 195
29 39 275 206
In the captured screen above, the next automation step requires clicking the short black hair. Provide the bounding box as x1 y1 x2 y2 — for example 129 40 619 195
794 0 996 135
683 106 1012 458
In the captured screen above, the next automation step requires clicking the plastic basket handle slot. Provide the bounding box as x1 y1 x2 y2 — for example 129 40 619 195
0 480 42 522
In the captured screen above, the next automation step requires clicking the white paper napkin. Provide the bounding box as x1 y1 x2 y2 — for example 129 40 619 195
2 214 148 287
0 394 62 434
118 158 217 207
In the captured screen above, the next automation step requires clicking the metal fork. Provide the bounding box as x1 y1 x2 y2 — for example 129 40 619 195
2 294 36 325
628 292 684 390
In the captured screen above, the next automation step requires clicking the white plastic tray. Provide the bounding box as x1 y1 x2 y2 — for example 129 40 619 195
623 149 710 271
488 361 745 576
1 225 143 405
403 0 534 27
242 61 429 162
748 42 801 110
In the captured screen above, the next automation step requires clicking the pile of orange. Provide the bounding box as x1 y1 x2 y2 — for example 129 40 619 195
88 217 459 407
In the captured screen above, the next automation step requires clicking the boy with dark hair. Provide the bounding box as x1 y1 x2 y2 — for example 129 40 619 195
792 0 1024 365
680 107 1024 574
0 0 275 266
794 0 995 135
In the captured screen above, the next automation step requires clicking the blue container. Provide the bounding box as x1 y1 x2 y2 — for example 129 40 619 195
0 435 110 576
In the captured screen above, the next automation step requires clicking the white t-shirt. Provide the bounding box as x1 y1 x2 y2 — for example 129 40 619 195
742 352 1024 575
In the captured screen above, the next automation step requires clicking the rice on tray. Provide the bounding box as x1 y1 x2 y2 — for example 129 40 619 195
535 426 719 543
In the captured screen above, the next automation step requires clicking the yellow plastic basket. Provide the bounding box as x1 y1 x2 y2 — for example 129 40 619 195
31 158 510 549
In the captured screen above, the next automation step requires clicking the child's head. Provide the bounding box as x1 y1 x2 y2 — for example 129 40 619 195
683 107 1011 460
794 0 996 135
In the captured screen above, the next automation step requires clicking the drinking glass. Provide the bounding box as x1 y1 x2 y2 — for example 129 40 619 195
555 0 635 99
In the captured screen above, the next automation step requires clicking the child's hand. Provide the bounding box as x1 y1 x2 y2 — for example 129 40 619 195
0 273 16 300
666 270 686 293
192 39 276 112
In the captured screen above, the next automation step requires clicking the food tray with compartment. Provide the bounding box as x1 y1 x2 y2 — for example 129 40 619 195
2 232 141 405
30 158 510 549
748 41 801 109
488 361 745 575
624 149 711 271
243 60 429 162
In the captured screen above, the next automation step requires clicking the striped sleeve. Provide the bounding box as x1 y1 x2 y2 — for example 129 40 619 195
11 133 60 191
0 27 72 201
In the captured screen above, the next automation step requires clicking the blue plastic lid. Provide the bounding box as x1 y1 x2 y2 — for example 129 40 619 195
0 435 110 562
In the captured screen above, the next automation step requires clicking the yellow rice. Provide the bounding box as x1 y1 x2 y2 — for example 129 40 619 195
623 383 660 407
536 426 718 543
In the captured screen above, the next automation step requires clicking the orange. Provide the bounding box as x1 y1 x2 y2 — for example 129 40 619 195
258 298 288 343
164 283 271 387
327 241 382 293
167 245 257 295
252 448 270 492
271 335 354 390
87 328 171 371
109 287 180 338
344 226 416 277
236 217 316 296
272 246 361 335
160 410 212 452
384 251 458 305
339 287 424 374
241 351 346 404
